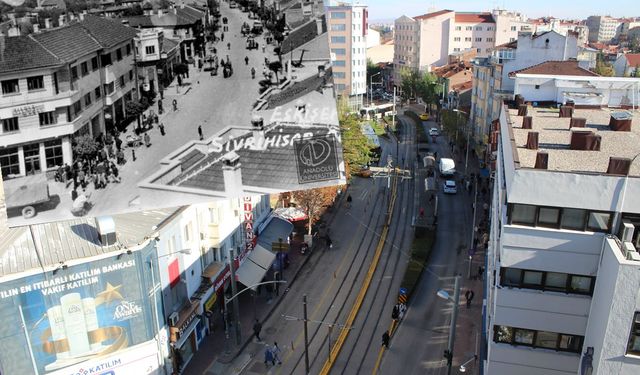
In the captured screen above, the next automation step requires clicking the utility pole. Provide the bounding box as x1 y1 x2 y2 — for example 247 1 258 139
447 276 461 375
303 294 310 375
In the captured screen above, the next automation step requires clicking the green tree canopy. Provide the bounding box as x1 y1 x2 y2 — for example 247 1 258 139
72 135 100 161
337 96 372 178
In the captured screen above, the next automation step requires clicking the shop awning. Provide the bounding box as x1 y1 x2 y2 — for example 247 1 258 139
257 216 294 251
235 245 276 290
274 207 308 222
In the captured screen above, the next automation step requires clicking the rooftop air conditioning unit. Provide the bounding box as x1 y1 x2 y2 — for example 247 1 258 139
169 312 179 326
629 251 640 262
623 241 636 260
621 221 635 243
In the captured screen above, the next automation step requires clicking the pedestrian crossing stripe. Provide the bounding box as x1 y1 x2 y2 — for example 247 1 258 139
398 294 407 304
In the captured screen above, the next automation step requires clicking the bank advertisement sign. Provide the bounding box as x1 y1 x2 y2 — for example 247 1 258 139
0 255 156 375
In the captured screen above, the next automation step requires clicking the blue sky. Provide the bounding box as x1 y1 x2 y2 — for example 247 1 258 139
361 0 639 22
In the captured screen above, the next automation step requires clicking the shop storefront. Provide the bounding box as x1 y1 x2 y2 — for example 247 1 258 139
0 241 162 375
169 300 201 371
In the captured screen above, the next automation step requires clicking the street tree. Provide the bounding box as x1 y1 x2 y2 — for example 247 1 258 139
417 71 443 115
125 100 146 129
441 109 468 148
400 69 421 102
594 53 615 76
268 61 282 83
338 96 373 178
72 135 100 162
292 186 338 235
366 58 382 82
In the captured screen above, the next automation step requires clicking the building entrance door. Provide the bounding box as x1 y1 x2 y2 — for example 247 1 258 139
23 144 41 175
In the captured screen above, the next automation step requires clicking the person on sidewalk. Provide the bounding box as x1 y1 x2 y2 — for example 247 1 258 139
144 132 151 147
346 194 352 208
264 345 274 367
382 331 390 348
272 342 282 365
245 56 249 65
198 125 204 141
325 235 332 249
477 266 484 281
392 304 400 321
159 123 166 136
399 303 407 320
253 319 263 342
465 289 475 308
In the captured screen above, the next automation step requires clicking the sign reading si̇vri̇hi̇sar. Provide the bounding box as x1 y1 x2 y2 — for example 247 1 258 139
294 135 340 184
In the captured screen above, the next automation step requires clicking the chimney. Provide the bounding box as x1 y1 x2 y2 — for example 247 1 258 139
222 151 243 197
569 117 586 128
525 131 539 149
7 25 20 37
534 152 549 169
522 116 532 129
95 216 117 246
251 115 266 150
173 8 177 14
158 9 163 17
517 104 527 116
121 19 130 26
59 14 65 27
33 24 39 33
79 12 85 21
606 157 632 175
317 64 325 78
316 16 323 35
609 112 633 131
570 129 601 151
69 13 75 21
559 105 573 118
45 18 51 29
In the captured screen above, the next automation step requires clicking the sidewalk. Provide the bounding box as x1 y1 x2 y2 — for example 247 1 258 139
182 195 347 375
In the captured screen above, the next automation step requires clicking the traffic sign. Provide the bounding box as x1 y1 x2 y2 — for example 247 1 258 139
399 287 408 295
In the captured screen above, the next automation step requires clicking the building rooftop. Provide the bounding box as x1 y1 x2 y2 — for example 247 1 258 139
455 12 495 24
0 35 63 73
413 9 453 20
623 53 640 67
508 106 640 176
509 60 599 77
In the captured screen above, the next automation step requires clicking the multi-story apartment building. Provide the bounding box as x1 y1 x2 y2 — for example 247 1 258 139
0 15 137 178
469 31 584 154
134 29 181 100
392 8 533 89
586 15 622 43
531 18 590 46
327 1 368 109
485 76 640 375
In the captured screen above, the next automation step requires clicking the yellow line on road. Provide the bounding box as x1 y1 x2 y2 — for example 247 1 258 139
319 177 398 375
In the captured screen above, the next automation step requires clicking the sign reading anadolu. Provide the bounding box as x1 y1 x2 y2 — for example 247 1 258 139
0 248 157 375
294 135 340 183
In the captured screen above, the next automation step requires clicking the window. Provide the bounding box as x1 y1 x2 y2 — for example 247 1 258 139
561 208 586 230
81 62 89 76
502 268 522 286
535 84 540 90
126 44 131 55
500 267 595 295
627 312 640 355
486 37 493 42
487 26 494 31
538 207 560 228
27 76 44 91
587 211 611 232
129 70 133 81
119 75 125 87
331 48 346 55
453 48 461 52
331 36 346 43
101 53 112 66
39 111 57 126
336 83 346 91
331 11 346 18
2 117 19 132
475 37 482 42
91 56 99 71
71 66 78 80
455 26 461 31
44 139 63 168
476 26 482 31
334 60 346 67
184 222 192 242
454 37 461 41
466 26 473 31
72 101 82 118
116 48 123 61
511 204 537 225
95 86 102 99
511 26 517 31
330 24 346 31
544 272 568 291
1 79 19 95
570 276 592 294
83 92 91 106
0 147 19 176
334 72 345 78
209 207 219 224
145 45 156 55
522 270 543 286
104 82 115 95
465 37 472 42
494 325 584 353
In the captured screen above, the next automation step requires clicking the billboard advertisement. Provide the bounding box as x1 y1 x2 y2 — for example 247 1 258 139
0 253 159 375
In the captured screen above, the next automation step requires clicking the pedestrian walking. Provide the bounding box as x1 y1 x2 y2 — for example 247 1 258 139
346 194 352 208
477 266 484 280
419 207 425 217
326 235 332 249
198 125 204 140
264 345 274 367
253 319 262 342
382 331 390 348
172 99 178 111
227 42 231 50
131 149 136 162
391 304 400 321
272 342 282 365
245 56 249 65
144 132 151 147
399 303 407 320
159 122 166 136
465 289 475 308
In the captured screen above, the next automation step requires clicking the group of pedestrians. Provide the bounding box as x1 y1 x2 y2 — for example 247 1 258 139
253 319 282 367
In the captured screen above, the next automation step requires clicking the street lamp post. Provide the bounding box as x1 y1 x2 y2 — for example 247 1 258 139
303 294 310 375
370 71 382 107
437 276 461 375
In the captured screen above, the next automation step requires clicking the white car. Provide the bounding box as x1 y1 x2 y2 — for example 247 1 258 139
443 180 457 194
429 128 440 136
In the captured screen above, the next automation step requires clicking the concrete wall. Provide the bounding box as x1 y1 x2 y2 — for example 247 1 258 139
488 344 580 375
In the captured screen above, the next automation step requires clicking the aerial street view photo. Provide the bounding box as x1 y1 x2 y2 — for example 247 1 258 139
0 0 344 227
2 0 640 375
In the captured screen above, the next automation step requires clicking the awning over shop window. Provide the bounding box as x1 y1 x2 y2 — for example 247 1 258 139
235 245 276 290
257 216 294 251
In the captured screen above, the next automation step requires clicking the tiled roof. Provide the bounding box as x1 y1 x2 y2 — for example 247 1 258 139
40 0 66 9
31 23 101 63
414 9 453 20
625 53 640 67
173 123 342 191
454 12 494 23
508 60 599 77
125 8 202 28
265 68 332 108
0 35 63 73
77 15 138 48
433 61 472 78
162 36 180 53
280 15 326 55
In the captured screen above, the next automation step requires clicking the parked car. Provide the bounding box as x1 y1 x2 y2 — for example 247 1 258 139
439 158 456 176
429 128 440 136
443 180 457 194
229 1 237 8
419 113 429 121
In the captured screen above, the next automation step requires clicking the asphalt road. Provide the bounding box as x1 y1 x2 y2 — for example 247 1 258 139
378 118 476 375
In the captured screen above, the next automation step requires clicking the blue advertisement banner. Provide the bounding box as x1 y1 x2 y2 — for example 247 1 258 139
0 250 157 375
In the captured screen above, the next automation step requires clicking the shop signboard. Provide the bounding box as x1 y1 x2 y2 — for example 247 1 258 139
0 254 157 375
